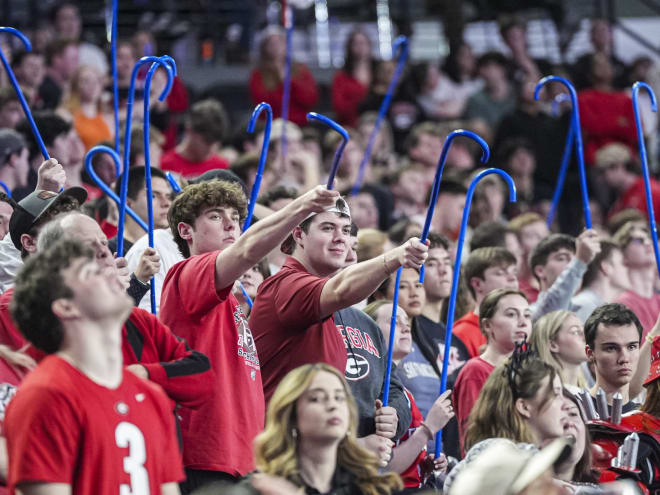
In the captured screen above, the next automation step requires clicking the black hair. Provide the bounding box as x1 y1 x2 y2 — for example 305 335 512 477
584 303 643 349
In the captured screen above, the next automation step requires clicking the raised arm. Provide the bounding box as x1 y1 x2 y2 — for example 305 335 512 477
319 238 428 318
214 186 338 290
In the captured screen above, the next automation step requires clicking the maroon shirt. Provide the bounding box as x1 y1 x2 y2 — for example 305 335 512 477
250 257 348 402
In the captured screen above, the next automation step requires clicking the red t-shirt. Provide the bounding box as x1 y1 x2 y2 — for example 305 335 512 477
249 257 347 402
160 251 264 475
0 356 23 495
518 278 539 304
614 290 660 341
248 65 319 127
160 150 229 179
5 355 183 493
452 312 484 359
453 356 495 453
396 389 425 489
608 177 660 221
331 70 368 127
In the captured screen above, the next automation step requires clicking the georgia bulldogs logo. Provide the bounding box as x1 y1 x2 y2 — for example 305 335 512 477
345 355 370 381
0 383 17 421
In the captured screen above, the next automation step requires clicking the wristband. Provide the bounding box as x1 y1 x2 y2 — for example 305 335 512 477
419 421 434 441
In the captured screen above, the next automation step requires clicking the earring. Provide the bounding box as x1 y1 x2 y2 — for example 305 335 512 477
291 427 298 439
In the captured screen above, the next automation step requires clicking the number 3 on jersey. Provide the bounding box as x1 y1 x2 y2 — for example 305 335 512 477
115 422 150 495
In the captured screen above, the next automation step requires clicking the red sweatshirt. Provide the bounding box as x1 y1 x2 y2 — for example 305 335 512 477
0 289 213 409
248 65 319 127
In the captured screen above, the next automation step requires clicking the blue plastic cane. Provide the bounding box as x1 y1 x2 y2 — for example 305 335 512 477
116 55 175 257
0 182 10 196
434 168 517 457
306 112 349 190
382 267 402 406
110 0 119 154
535 76 591 228
244 102 273 231
419 130 490 282
143 59 176 314
281 7 293 163
632 82 660 279
351 36 409 196
546 92 575 228
0 28 49 160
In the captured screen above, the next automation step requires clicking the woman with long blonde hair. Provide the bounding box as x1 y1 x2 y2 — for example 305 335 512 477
253 363 402 495
530 310 588 393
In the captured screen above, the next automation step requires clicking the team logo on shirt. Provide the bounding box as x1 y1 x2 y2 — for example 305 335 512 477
0 383 16 421
235 305 260 369
345 355 370 381
115 402 129 415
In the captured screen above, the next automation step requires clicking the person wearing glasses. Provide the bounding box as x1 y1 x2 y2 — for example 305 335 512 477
613 222 660 339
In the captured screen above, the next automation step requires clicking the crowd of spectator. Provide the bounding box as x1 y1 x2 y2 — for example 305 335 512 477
0 2 660 494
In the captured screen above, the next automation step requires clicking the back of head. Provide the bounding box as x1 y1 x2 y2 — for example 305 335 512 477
465 351 555 451
584 303 642 349
186 99 229 146
357 228 388 262
168 180 247 258
529 233 575 282
470 221 513 251
11 238 93 354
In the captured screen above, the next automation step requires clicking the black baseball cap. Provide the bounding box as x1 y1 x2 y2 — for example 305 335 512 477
9 187 87 250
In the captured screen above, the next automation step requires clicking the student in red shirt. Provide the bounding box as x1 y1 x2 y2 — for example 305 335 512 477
160 99 230 179
613 223 660 339
249 198 428 403
0 200 214 410
596 143 660 221
6 238 184 495
453 288 531 452
331 30 373 127
248 27 319 127
453 247 519 357
161 180 340 493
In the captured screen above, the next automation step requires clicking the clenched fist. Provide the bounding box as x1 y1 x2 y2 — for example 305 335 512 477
36 158 66 192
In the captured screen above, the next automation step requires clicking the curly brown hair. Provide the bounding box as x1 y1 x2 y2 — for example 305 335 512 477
168 180 248 258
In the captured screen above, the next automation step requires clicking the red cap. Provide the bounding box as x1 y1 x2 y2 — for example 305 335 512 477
645 336 660 386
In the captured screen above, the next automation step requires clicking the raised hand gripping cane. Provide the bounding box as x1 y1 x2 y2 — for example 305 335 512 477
433 168 517 456
535 76 592 229
632 82 660 278
306 112 349 190
116 55 176 257
351 36 409 196
0 27 49 160
546 92 574 228
143 58 177 314
418 130 490 282
233 102 275 311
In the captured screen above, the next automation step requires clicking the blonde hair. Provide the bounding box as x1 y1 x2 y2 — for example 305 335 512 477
357 229 387 262
254 364 402 495
464 356 555 452
530 310 587 388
